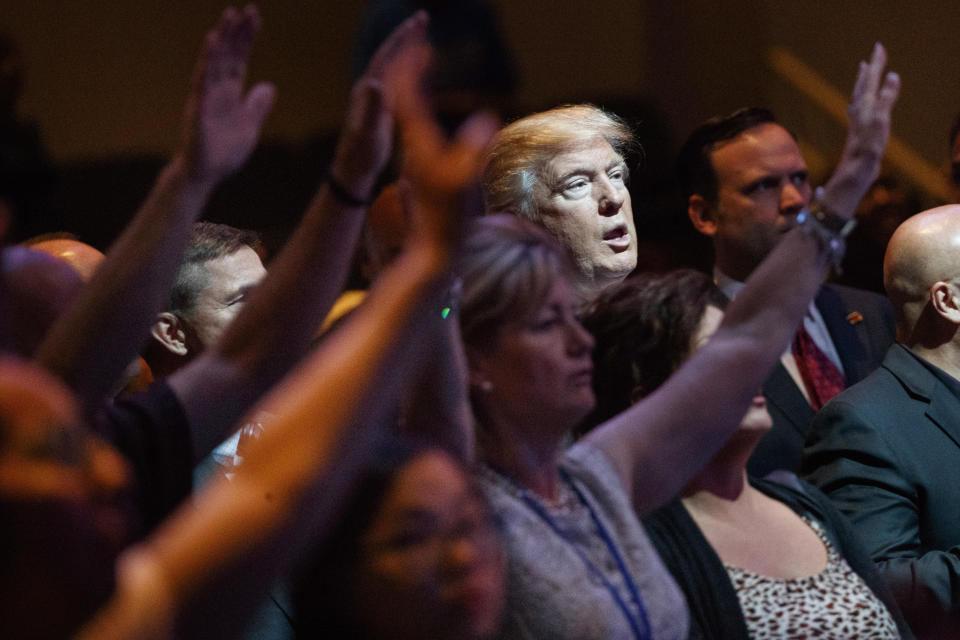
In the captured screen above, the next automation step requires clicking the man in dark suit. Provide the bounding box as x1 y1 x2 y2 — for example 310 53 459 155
803 205 960 637
677 107 896 476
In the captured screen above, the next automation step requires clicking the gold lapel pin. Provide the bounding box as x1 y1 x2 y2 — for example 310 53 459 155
846 311 863 325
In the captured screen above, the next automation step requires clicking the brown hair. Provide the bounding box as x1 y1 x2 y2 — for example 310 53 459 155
170 221 262 314
581 269 727 429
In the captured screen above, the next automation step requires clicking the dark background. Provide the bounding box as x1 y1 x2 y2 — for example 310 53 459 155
3 1 956 284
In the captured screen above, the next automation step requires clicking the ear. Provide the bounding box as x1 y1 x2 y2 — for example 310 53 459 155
150 312 190 356
929 281 960 324
465 344 493 392
688 194 717 237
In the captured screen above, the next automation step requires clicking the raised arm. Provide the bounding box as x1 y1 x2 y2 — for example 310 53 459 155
167 12 431 461
587 44 900 515
34 5 274 415
76 46 497 640
400 276 475 461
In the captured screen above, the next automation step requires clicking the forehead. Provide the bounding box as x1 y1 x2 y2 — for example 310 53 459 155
197 246 266 296
381 451 475 516
710 123 806 188
506 274 577 329
543 136 623 181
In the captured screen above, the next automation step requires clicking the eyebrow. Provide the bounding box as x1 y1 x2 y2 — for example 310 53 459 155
223 283 258 303
553 158 628 186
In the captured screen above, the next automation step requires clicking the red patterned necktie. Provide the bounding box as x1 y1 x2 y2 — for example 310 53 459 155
792 325 846 411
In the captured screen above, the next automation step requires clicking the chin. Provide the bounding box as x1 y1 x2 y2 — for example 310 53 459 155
601 256 637 283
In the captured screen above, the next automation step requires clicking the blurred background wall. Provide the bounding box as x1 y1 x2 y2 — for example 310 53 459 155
3 0 957 282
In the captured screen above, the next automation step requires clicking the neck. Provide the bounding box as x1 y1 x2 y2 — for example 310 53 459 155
481 420 565 500
713 252 756 285
681 429 762 501
909 340 960 380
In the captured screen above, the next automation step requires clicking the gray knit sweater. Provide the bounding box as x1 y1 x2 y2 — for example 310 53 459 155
479 442 689 640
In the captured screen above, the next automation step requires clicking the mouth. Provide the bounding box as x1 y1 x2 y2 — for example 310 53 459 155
602 224 631 252
443 575 502 622
571 366 594 387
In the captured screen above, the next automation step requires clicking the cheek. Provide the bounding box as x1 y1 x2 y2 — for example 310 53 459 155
193 306 239 346
364 552 437 599
353 553 443 633
542 205 596 249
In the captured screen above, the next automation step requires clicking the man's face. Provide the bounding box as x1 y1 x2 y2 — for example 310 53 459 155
532 136 637 291
184 245 266 348
707 123 811 280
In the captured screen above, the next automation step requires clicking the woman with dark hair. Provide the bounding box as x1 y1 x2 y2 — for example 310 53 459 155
292 439 505 640
584 269 911 639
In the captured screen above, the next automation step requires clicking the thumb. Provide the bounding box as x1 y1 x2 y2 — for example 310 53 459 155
243 82 277 130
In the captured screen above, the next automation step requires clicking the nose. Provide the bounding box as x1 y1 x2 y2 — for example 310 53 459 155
597 177 624 216
779 181 807 217
444 536 483 574
567 317 595 354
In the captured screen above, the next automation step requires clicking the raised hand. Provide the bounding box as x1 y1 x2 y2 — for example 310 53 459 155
821 43 900 216
181 4 276 184
330 11 430 202
388 40 499 252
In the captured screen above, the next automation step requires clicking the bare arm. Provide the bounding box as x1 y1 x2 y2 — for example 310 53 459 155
167 12 431 461
35 6 274 416
586 44 901 515
400 276 475 461
75 46 497 639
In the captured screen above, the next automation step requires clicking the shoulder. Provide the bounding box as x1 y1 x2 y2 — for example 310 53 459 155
818 353 904 417
820 282 891 313
97 379 190 446
563 441 633 509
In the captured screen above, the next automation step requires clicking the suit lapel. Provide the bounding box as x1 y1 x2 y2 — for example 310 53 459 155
885 344 960 451
762 361 814 437
815 286 868 383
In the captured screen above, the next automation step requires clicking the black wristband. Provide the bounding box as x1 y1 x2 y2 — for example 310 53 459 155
326 172 371 207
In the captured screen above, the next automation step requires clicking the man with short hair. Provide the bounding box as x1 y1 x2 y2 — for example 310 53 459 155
145 221 266 378
678 104 895 476
803 205 960 637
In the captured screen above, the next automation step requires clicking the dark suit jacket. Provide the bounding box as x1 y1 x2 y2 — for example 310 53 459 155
803 344 960 638
747 283 895 476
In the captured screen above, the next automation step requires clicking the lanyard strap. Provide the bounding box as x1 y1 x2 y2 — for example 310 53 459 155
509 469 653 640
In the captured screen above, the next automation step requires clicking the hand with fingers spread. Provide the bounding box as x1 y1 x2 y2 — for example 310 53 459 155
34 5 275 422
821 43 901 217
330 10 429 203
182 4 275 185
389 40 499 254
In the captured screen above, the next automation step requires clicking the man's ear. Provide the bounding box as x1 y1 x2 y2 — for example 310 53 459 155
929 282 960 324
688 194 717 237
150 312 190 356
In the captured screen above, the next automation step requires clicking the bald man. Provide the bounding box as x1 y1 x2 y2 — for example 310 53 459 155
27 237 152 394
803 205 960 637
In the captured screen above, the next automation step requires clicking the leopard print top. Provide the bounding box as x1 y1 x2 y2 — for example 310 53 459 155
725 517 900 639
